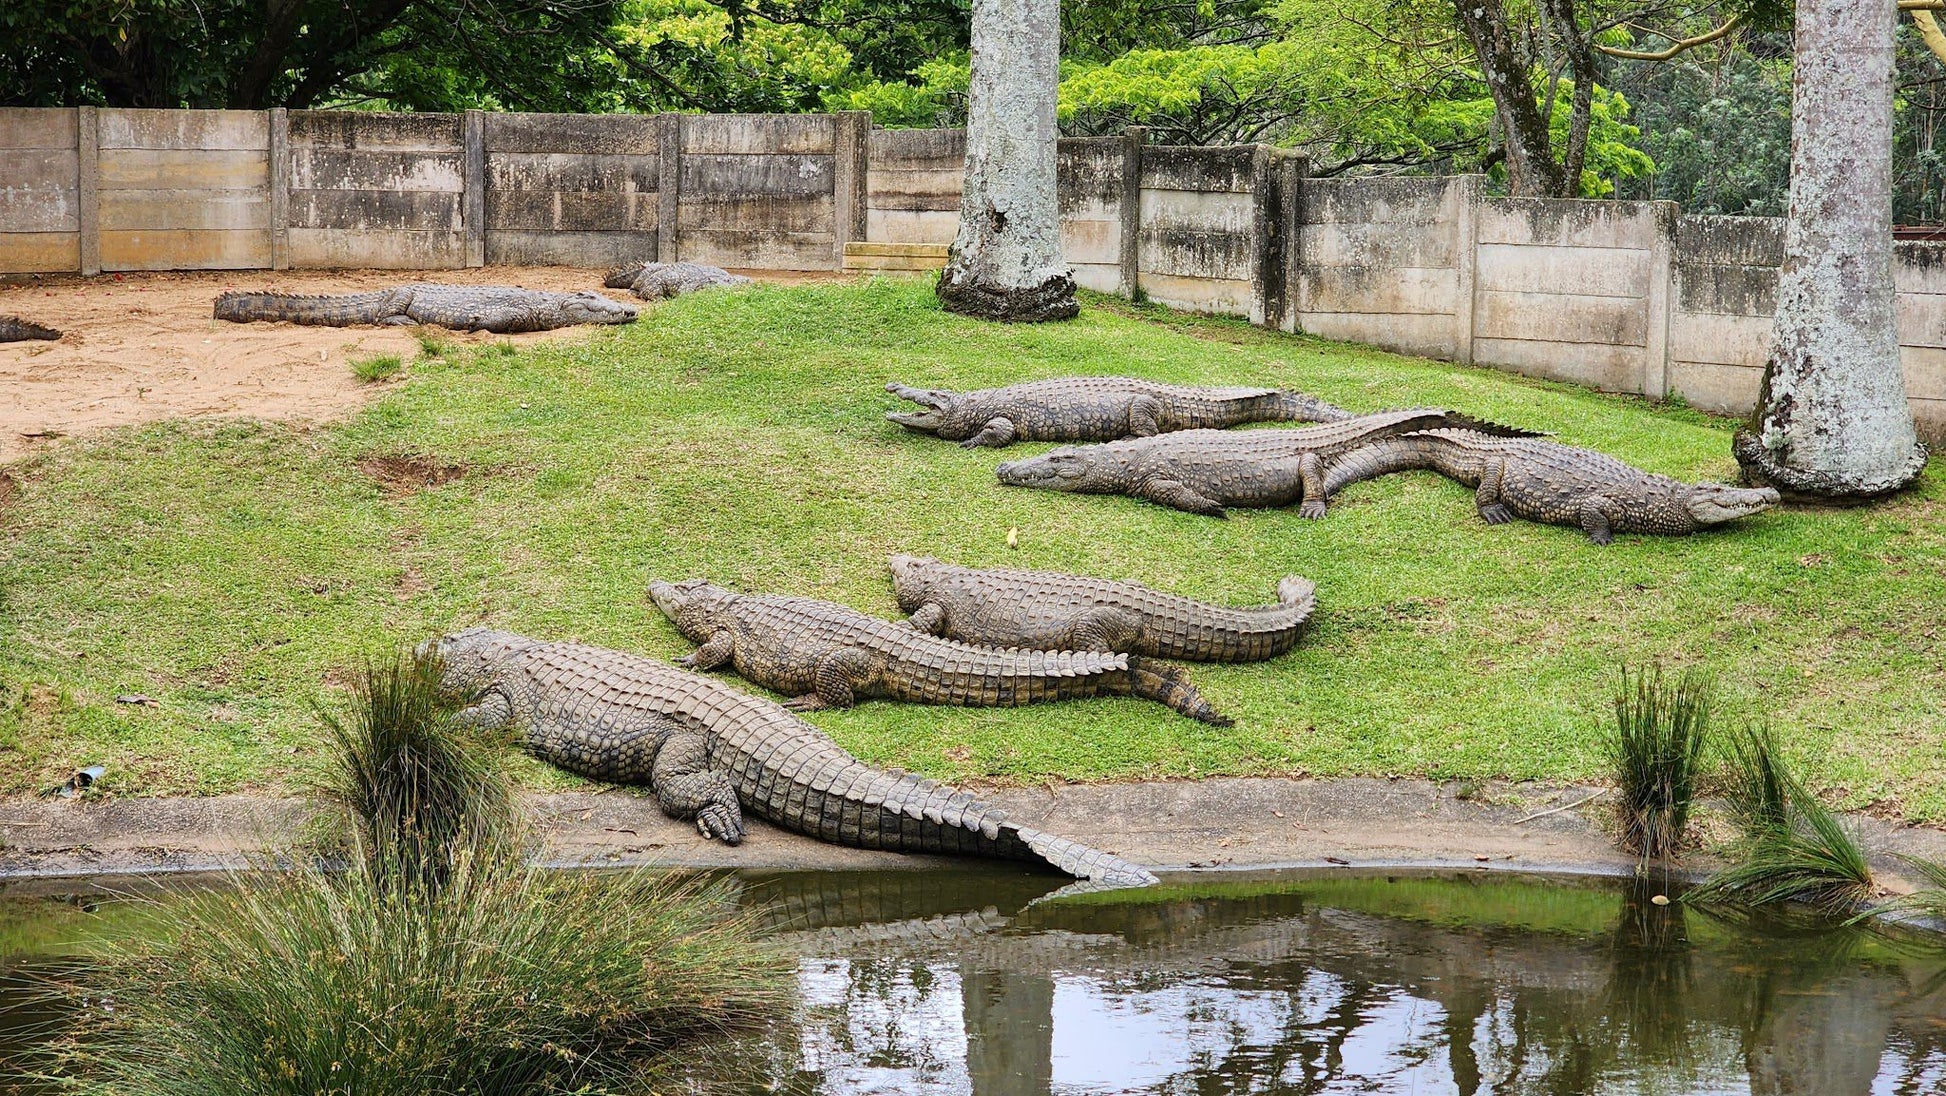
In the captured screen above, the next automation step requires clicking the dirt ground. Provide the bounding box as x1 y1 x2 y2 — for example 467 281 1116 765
0 266 852 463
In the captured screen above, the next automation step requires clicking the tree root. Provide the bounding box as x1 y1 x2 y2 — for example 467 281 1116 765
1732 429 1929 503
936 268 1079 323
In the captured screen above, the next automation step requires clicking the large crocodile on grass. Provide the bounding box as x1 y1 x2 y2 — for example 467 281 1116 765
993 409 1539 518
428 627 1155 887
886 376 1351 448
0 317 60 342
603 260 752 300
1322 429 1781 543
888 555 1316 663
649 578 1232 726
213 285 638 332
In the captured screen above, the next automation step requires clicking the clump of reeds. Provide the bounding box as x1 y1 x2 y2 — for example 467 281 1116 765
1610 665 1711 862
1685 725 1874 916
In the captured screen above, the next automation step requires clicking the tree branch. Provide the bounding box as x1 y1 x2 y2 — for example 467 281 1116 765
1594 13 1743 61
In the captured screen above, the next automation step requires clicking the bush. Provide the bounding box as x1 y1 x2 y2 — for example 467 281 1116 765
351 353 405 383
1610 666 1711 862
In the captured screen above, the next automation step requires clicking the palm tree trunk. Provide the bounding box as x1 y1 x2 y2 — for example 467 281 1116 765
1734 0 1926 498
935 0 1079 322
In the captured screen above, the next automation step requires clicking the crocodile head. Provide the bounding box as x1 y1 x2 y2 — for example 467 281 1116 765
887 553 942 610
883 383 970 437
1684 482 1781 526
648 578 737 641
995 446 1117 493
419 627 531 693
561 291 639 325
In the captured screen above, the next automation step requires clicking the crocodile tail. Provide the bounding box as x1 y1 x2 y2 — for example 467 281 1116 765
602 262 650 289
1277 575 1317 610
1273 391 1354 423
1005 824 1158 888
0 317 60 342
1323 434 1449 494
213 289 403 326
1121 655 1232 726
1438 412 1547 438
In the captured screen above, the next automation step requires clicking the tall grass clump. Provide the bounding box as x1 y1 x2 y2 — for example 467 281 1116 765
351 352 405 383
1610 666 1711 862
1686 725 1875 917
39 645 786 1095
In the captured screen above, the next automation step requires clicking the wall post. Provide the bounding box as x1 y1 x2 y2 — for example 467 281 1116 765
463 109 486 268
1451 174 1482 365
657 114 682 263
76 106 99 276
1248 145 1290 330
1118 126 1147 299
268 107 290 270
832 110 870 268
1644 201 1679 399
1279 154 1306 333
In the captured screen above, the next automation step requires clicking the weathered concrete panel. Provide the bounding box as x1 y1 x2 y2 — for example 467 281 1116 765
486 190 656 233
1671 310 1770 368
1473 336 1644 392
1898 345 1946 400
1138 272 1251 315
1897 293 1946 351
289 149 463 192
1140 227 1252 281
1060 192 1118 221
0 233 81 272
867 208 957 244
1670 359 1763 415
680 229 836 271
485 152 659 193
481 112 661 155
681 154 833 198
1058 140 1123 204
1061 218 1119 266
1475 243 1648 297
100 189 269 231
99 149 267 190
867 168 963 210
681 114 834 156
868 127 963 168
1301 311 1457 360
288 227 466 269
1300 222 1454 269
1141 188 1252 234
1299 266 1459 316
1 147 80 191
1678 214 1784 266
1676 262 1776 316
289 189 463 231
1073 262 1120 294
1139 146 1255 193
1476 289 1648 346
0 108 77 149
486 229 659 268
1476 199 1653 250
1911 397 1946 445
99 108 266 150
1299 177 1453 225
676 195 834 233
99 228 268 270
288 111 461 150
0 150 80 232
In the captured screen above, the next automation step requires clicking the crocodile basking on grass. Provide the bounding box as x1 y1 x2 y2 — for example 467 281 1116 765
994 409 1539 518
429 627 1155 887
213 285 638 332
886 377 1351 448
648 578 1231 726
889 555 1316 663
1322 429 1781 543
603 261 752 300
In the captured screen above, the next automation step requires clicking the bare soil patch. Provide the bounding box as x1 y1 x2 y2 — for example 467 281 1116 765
0 266 853 463
358 453 469 496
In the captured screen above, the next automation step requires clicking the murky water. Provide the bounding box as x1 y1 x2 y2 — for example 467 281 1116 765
5 867 1945 1094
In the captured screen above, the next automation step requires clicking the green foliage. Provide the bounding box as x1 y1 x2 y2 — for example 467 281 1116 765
310 651 517 892
38 857 784 1094
351 354 406 384
1610 666 1711 862
413 329 454 359
827 56 970 127
1687 726 1875 917
1611 51 1792 214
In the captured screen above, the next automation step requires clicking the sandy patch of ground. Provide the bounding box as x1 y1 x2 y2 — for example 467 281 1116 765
0 266 855 463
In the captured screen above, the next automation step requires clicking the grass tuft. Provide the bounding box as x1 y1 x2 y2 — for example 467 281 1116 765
1686 725 1874 916
1610 665 1710 862
412 328 453 358
350 353 405 383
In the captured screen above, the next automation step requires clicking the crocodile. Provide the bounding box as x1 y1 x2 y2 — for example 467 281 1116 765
888 555 1316 663
603 260 752 300
1322 429 1781 543
213 285 638 332
885 376 1351 448
648 578 1232 726
428 627 1155 887
0 317 60 343
993 409 1539 518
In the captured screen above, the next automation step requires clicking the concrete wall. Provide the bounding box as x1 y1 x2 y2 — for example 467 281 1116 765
288 111 465 269
1296 176 1469 360
483 112 664 268
1136 146 1256 315
0 109 80 273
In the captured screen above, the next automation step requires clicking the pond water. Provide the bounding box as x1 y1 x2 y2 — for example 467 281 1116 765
4 867 1945 1095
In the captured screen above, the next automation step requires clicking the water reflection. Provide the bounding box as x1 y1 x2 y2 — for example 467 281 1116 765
704 869 1946 1096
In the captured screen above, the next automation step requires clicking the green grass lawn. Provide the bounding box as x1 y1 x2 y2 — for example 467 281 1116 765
3 277 1942 818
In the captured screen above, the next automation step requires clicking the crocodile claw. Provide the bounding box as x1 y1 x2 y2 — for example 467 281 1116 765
1297 499 1327 520
1479 504 1514 526
697 804 743 845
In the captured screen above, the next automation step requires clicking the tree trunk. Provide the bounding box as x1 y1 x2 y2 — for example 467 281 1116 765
1734 0 1927 498
1452 0 1570 198
936 0 1078 322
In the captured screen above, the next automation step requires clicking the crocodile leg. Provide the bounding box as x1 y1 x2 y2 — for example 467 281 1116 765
1475 458 1514 525
1126 395 1165 436
651 731 745 843
1295 452 1329 519
1578 498 1619 546
1065 605 1144 653
783 646 883 711
453 689 513 729
677 630 737 670
906 602 947 634
1138 477 1227 517
960 417 1019 448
